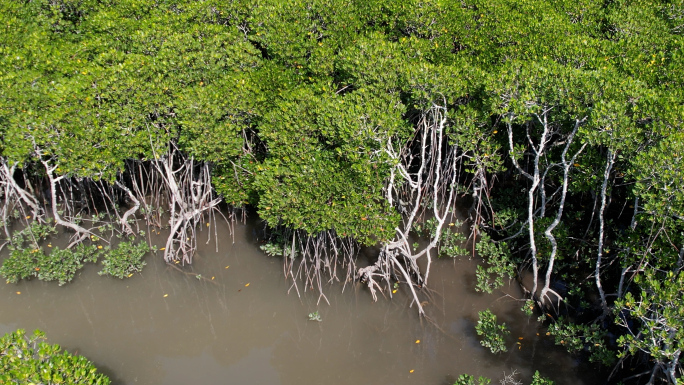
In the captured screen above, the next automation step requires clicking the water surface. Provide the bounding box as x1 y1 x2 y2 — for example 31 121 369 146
1 220 598 384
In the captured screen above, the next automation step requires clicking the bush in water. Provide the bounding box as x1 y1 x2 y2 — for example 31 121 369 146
475 309 510 354
0 329 110 384
98 241 150 279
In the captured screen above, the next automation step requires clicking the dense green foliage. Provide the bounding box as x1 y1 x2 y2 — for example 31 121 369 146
0 329 110 384
0 221 148 284
0 221 100 285
1 0 683 382
475 309 510 354
98 240 150 279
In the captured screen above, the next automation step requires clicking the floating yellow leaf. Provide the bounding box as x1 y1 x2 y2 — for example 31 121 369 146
225 266 230 269
128 273 133 277
573 163 580 167
47 244 52 247
415 340 420 344
211 276 215 280
409 370 414 374
163 294 168 298
97 245 103 249
518 337 523 340
206 223 210 227
159 247 166 251
16 291 20 295
245 283 250 287
392 289 397 294
25 216 30 219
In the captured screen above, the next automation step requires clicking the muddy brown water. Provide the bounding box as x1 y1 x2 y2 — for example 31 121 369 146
1 219 600 385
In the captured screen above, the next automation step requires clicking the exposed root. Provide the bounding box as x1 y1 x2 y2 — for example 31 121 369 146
355 99 462 316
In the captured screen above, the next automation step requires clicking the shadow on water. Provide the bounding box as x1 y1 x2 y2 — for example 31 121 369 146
0 217 602 385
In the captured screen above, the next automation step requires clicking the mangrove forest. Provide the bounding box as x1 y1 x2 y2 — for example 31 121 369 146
1 0 683 383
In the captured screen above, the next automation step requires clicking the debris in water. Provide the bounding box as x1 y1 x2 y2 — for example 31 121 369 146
409 370 414 374
16 292 20 295
163 294 168 298
415 340 420 344
225 266 229 269
245 283 250 287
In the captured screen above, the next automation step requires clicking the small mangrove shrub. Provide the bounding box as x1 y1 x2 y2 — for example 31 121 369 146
474 234 514 294
0 329 111 384
98 241 150 279
2 244 101 285
531 371 554 385
1 222 149 284
475 309 510 354
260 242 296 258
547 317 615 366
454 371 553 385
453 374 491 385
0 221 102 285
308 311 322 322
413 218 467 258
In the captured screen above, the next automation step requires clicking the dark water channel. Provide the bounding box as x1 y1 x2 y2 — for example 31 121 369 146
1 219 599 385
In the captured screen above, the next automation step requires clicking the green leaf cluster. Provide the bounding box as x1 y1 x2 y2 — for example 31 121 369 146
0 329 110 384
98 240 149 279
475 234 514 293
547 317 616 366
475 309 510 354
0 222 101 286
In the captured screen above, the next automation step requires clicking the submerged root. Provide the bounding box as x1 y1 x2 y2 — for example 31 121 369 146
151 147 226 264
275 100 465 316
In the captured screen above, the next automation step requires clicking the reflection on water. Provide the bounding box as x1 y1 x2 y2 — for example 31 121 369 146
0 219 599 385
